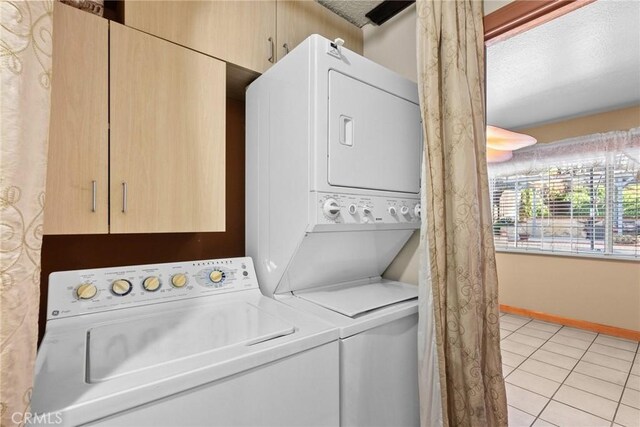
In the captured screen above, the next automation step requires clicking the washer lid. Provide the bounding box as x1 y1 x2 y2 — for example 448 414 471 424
294 281 418 318
87 301 295 383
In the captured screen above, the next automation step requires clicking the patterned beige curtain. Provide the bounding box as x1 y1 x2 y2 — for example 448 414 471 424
0 1 53 425
416 0 508 426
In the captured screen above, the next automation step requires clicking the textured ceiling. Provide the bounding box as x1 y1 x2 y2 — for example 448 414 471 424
317 0 383 27
487 0 640 130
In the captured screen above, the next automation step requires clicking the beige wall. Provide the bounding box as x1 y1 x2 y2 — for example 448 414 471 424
363 4 417 82
362 1 516 83
497 254 640 330
374 6 640 330
521 105 640 142
384 230 420 285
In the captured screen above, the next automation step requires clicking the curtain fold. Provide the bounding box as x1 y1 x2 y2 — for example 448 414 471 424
416 0 508 425
1 1 53 425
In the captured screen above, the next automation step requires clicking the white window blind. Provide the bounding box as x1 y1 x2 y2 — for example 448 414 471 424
488 128 640 259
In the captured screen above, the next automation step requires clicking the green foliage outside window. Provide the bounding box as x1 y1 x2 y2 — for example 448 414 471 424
623 183 640 218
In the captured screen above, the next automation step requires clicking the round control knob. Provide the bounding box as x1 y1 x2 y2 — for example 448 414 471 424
323 198 340 218
362 206 372 215
388 206 397 216
76 283 97 300
348 204 357 215
414 204 421 218
142 276 161 292
400 206 410 215
111 279 132 296
209 270 224 283
171 273 188 288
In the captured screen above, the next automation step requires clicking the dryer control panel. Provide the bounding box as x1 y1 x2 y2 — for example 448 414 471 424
47 257 258 320
314 192 420 225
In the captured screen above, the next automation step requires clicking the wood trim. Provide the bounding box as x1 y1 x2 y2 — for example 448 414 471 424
483 0 595 45
500 304 640 342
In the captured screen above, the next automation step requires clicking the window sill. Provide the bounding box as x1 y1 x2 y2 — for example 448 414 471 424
495 248 639 263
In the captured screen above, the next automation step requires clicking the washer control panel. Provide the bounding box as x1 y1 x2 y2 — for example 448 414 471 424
48 257 258 320
315 192 420 225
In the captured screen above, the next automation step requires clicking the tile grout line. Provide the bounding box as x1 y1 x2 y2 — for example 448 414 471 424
501 317 552 423
501 317 554 423
531 328 601 426
502 317 538 379
609 340 640 426
503 331 635 383
585 345 638 363
500 314 640 425
501 316 567 424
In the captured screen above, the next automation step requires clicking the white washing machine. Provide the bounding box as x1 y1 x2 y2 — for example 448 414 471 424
246 35 427 426
31 257 340 426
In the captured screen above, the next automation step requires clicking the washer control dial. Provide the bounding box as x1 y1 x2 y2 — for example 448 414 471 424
209 269 225 283
171 273 188 288
414 204 421 218
388 206 397 216
348 204 357 215
323 198 340 218
76 283 97 300
111 279 132 296
362 206 372 215
142 276 161 292
400 206 410 215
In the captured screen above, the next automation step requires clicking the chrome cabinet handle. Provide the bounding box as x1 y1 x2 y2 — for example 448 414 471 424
268 37 275 63
283 43 290 55
91 180 97 212
121 182 127 213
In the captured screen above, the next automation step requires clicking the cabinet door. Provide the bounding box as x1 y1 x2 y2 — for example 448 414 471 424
44 2 109 235
124 0 276 74
276 0 363 61
110 23 226 234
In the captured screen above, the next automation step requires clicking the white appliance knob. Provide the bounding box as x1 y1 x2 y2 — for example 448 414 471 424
142 276 161 292
323 198 340 218
414 204 421 218
209 270 224 283
362 206 372 215
348 204 357 215
111 279 132 296
400 206 409 215
171 273 188 288
388 206 397 216
76 283 97 300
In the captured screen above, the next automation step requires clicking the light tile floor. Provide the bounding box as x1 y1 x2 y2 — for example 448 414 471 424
500 313 640 427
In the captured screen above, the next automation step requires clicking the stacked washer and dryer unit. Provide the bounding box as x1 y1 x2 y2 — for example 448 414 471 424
247 34 428 427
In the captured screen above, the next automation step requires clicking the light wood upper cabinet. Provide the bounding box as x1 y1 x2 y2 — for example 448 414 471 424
44 2 108 235
124 0 276 74
276 1 363 61
109 23 226 234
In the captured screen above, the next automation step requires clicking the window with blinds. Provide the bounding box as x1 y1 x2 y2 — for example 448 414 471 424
488 128 640 259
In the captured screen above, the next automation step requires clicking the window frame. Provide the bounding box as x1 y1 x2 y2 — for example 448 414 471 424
489 146 639 260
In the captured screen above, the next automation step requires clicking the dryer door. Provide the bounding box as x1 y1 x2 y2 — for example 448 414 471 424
327 70 422 194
